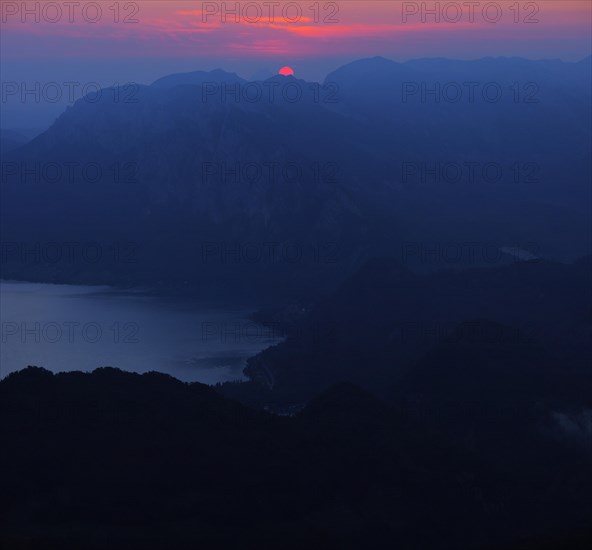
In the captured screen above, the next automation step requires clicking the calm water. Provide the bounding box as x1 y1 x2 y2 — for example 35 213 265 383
0 281 282 383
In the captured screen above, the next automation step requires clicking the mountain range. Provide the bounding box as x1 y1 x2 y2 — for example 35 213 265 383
1 56 590 299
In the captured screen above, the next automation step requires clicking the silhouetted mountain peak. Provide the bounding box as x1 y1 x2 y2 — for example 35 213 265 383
152 68 244 89
2 365 53 385
324 55 404 83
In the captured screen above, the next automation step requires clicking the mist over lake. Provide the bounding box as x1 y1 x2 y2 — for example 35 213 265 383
0 281 282 383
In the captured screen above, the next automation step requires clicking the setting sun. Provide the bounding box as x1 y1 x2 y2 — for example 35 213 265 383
278 66 295 76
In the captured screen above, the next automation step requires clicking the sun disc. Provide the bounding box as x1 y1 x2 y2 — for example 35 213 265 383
278 66 295 76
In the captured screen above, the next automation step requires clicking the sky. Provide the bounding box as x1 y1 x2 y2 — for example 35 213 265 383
1 1 591 128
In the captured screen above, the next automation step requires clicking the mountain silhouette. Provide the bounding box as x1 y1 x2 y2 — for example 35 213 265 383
1 57 590 297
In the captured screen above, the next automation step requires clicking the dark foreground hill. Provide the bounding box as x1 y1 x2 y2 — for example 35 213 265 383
1 366 591 549
242 256 592 402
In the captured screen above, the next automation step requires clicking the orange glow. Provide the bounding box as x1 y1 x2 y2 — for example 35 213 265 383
1 1 590 61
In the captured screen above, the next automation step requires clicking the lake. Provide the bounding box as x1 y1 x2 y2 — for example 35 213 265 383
0 281 283 383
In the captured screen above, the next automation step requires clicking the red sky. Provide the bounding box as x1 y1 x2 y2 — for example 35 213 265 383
1 1 590 127
2 1 591 63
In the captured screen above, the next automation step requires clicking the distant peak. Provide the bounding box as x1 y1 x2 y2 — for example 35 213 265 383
151 69 244 89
